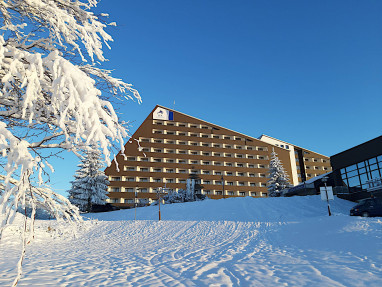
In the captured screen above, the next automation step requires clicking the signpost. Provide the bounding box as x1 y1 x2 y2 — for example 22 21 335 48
320 176 333 216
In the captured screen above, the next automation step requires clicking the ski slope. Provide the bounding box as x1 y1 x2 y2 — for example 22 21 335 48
1 196 382 286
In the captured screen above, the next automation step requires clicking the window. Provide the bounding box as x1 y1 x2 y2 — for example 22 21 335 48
166 131 175 135
125 166 135 171
190 142 198 146
213 135 220 139
225 162 233 167
166 140 175 144
201 134 209 138
236 154 243 158
166 159 175 163
225 153 232 157
190 133 198 137
228 191 234 195
126 157 136 161
204 180 211 184
213 144 221 148
153 168 161 172
166 149 175 154
126 177 135 181
190 160 198 164
202 152 210 156
140 168 149 172
203 161 210 165
178 141 187 145
179 179 186 183
203 170 210 175
140 157 149 161
166 179 174 183
140 138 150 142
247 146 253 150
216 191 222 195
258 156 265 160
214 171 222 175
153 158 162 162
178 150 187 154
214 162 222 166
248 164 255 168
237 163 244 167
226 172 233 176
178 123 186 127
154 178 161 183
153 130 163 134
238 182 245 186
154 139 163 143
110 177 121 181
190 124 198 128
140 178 148 182
178 160 187 164
248 155 254 159
224 136 231 140
239 191 245 196
178 132 187 136
202 143 209 147
179 169 187 173
190 151 198 155
227 182 234 186
249 173 255 177
154 149 163 153
250 183 256 186
237 172 244 176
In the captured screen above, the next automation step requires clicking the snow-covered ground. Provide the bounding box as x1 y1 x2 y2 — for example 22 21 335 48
1 196 382 286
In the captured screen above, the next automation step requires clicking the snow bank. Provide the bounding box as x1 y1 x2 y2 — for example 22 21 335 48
86 195 355 222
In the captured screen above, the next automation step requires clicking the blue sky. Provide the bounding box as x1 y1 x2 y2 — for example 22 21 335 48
51 0 382 194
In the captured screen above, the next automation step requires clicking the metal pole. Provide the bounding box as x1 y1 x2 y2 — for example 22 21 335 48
221 175 225 199
134 187 138 221
158 189 161 221
324 182 332 216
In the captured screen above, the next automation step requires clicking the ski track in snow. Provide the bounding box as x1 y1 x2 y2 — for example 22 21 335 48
1 196 382 286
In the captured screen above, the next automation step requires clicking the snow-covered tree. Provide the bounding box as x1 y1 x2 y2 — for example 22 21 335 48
68 148 109 212
267 149 290 197
0 1 140 284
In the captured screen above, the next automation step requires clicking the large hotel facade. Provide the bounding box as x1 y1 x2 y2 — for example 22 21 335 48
105 105 331 208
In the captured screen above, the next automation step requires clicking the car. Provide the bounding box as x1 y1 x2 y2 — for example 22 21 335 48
350 198 382 217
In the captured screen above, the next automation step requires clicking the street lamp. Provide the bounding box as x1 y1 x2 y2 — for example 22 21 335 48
321 176 332 216
135 186 139 221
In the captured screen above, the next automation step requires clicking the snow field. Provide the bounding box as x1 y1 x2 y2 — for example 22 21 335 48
1 196 382 286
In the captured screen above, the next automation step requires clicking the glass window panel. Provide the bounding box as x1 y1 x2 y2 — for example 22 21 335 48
340 168 346 175
358 167 366 174
340 173 347 181
371 169 381 179
357 161 365 168
369 163 379 171
368 158 377 165
347 170 358 178
346 164 357 172
361 183 369 190
342 178 349 186
348 176 360 187
359 173 369 184
377 155 382 162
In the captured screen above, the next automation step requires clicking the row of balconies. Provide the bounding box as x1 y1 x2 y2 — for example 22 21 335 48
107 187 267 198
119 167 268 176
123 158 268 169
135 147 269 160
140 137 267 151
108 177 267 187
150 129 267 146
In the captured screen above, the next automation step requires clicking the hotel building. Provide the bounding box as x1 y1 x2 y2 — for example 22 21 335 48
105 105 331 208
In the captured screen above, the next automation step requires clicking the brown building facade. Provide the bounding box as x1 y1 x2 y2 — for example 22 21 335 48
105 105 331 208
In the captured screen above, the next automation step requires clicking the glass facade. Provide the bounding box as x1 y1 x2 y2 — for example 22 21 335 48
340 155 382 190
